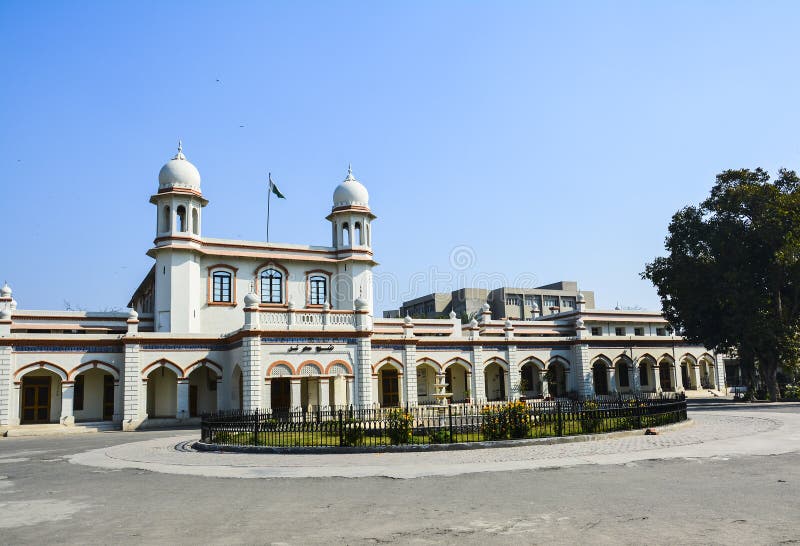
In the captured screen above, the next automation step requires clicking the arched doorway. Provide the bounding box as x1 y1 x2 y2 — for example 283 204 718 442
519 361 543 398
378 365 400 407
681 360 695 390
20 369 62 424
484 362 506 401
659 359 674 392
146 366 178 418
592 361 609 395
73 368 115 422
615 359 631 392
416 362 437 404
186 366 218 417
700 359 716 388
639 359 656 392
445 362 470 402
547 362 567 398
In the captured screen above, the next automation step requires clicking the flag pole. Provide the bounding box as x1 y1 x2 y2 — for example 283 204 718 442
267 172 272 243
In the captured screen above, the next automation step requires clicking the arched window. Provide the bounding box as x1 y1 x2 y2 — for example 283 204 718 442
212 271 232 303
191 208 199 235
176 206 187 232
161 206 171 233
354 222 362 245
260 268 283 304
342 223 350 246
309 275 327 305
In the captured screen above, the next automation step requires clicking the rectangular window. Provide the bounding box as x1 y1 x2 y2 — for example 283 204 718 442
506 296 520 306
656 328 667 336
212 271 232 303
561 297 575 309
309 276 327 305
74 375 84 411
524 296 535 307
591 327 602 336
543 296 559 308
634 327 644 336
615 327 626 336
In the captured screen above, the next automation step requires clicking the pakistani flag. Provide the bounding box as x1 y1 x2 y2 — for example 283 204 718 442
268 173 286 199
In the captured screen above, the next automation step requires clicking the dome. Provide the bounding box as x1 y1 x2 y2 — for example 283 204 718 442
158 142 201 191
577 292 586 303
354 296 369 311
0 282 10 298
332 165 369 208
244 292 259 307
127 308 138 321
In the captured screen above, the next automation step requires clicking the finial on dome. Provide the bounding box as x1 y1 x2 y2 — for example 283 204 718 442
345 163 355 181
174 139 185 160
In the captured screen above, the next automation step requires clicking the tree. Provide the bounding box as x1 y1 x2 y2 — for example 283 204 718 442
643 168 800 400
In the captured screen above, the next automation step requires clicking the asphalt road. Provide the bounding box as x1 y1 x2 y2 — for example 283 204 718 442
1 402 799 545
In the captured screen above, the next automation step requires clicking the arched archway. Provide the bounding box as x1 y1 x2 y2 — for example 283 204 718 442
19 367 63 424
445 360 470 402
614 357 632 392
484 361 507 401
638 357 656 392
376 363 400 407
416 361 438 404
659 358 675 392
546 361 568 398
146 365 178 418
519 359 544 399
592 361 609 395
186 365 219 416
73 367 116 422
700 357 716 389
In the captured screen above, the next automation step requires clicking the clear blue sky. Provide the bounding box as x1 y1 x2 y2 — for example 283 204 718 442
2 1 799 313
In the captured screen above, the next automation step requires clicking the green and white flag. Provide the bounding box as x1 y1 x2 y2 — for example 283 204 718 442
268 173 286 199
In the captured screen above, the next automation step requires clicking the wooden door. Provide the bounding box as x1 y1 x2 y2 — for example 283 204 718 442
103 375 114 421
381 369 399 407
22 377 51 424
272 378 291 409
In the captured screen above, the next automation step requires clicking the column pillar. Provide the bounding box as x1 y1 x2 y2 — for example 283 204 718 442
507 344 519 401
241 334 262 411
397 373 404 407
654 364 662 392
472 345 486 403
9 382 20 426
263 379 272 411
319 378 330 408
692 364 701 390
540 371 549 399
573 344 593 398
122 341 143 431
346 377 354 406
608 365 618 394
290 378 302 410
0 343 11 427
673 364 684 392
177 379 189 419
112 380 122 422
630 360 641 392
403 344 417 406
356 337 373 406
60 382 75 425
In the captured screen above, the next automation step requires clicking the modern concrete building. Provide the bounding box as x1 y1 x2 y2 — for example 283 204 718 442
0 145 723 435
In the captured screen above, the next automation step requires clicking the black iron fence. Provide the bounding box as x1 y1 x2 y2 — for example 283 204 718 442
200 393 687 448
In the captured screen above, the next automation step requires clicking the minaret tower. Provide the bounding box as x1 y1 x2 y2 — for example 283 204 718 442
149 142 208 332
327 165 376 310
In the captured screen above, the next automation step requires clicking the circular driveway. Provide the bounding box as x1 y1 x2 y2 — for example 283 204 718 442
69 408 796 479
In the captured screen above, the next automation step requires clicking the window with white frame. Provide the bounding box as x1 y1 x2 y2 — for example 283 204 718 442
212 271 232 303
561 297 576 309
309 275 327 305
506 296 520 306
260 268 283 304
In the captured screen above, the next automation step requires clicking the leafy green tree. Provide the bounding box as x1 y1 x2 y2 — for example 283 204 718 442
643 168 800 400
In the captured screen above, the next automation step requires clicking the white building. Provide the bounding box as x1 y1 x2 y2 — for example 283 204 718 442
0 146 724 433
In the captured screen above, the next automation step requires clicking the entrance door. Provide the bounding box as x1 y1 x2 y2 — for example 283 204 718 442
103 375 114 421
22 377 51 424
659 364 672 390
381 369 399 407
272 378 291 409
189 385 198 417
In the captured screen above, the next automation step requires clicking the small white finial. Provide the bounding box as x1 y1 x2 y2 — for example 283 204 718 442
174 139 185 160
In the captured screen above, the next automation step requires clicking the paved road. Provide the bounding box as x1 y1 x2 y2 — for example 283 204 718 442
1 402 799 544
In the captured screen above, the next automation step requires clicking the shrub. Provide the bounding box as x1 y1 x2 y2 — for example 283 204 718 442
386 410 414 445
784 384 800 400
480 401 532 441
428 429 451 444
581 400 603 433
340 419 365 446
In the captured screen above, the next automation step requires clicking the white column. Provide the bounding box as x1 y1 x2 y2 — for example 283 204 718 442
631 362 641 392
573 343 593 398
692 365 702 390
608 366 618 394
9 382 20 425
122 342 143 430
263 379 272 411
290 379 302 410
507 345 519 401
472 346 485 403
674 365 683 392
540 371 549 399
346 377 354 406
242 335 262 411
319 378 330 408
356 338 373 405
653 365 662 392
0 344 11 427
113 380 122 422
60 382 75 425
403 345 417 406
177 379 189 419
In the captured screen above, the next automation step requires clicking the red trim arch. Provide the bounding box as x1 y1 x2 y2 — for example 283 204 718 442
141 359 183 379
298 360 323 375
69 361 120 381
546 355 570 370
324 359 353 375
483 356 509 371
416 357 442 372
14 361 68 381
443 357 472 372
590 354 613 369
372 356 403 373
518 356 545 371
183 359 223 379
266 360 296 377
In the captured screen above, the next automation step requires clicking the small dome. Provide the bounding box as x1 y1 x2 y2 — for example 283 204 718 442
469 318 479 328
354 297 369 311
158 142 201 191
504 319 513 329
244 292 259 307
0 282 10 298
449 310 457 320
575 318 585 329
481 302 490 313
404 314 413 325
0 309 10 320
332 165 369 208
128 308 138 320
577 292 586 303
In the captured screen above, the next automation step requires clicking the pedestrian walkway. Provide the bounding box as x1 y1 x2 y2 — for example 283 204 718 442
69 410 795 479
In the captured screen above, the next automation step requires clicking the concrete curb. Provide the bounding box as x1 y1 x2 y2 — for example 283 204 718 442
193 418 694 455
